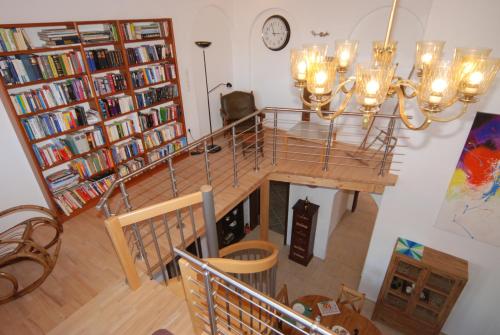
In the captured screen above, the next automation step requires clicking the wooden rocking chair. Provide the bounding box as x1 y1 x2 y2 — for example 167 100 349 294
0 205 62 304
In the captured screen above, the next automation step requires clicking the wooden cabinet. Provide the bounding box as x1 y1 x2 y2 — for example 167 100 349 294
217 202 244 248
289 199 319 266
372 238 468 335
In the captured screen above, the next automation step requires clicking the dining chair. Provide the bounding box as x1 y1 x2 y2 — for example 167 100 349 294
336 283 366 314
275 284 289 306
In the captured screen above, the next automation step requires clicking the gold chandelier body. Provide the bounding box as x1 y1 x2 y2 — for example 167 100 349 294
290 0 500 130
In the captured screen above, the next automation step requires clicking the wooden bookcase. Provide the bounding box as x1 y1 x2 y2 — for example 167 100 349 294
0 19 188 220
372 238 468 335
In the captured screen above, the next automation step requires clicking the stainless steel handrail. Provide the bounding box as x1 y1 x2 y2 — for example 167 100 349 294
96 106 402 211
174 247 333 335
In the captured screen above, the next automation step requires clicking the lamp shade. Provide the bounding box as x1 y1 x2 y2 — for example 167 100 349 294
418 61 457 111
372 40 397 66
415 41 445 73
355 63 395 108
306 59 336 95
291 48 308 83
335 40 358 70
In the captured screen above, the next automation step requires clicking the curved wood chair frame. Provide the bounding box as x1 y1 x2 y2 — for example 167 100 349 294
336 283 366 314
0 205 62 304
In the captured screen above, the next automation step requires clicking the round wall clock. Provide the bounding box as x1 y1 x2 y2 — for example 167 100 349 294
262 15 291 51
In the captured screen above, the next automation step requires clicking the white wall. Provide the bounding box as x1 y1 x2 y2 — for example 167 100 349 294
360 1 500 334
0 0 234 220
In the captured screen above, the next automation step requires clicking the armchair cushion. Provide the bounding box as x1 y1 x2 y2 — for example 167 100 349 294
220 91 257 123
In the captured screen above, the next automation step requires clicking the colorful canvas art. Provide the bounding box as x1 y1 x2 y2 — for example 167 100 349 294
395 237 424 260
435 112 500 246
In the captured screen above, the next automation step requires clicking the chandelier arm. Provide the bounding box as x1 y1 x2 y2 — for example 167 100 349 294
395 84 432 131
427 102 470 123
315 77 356 121
394 78 418 99
299 91 313 108
338 72 353 94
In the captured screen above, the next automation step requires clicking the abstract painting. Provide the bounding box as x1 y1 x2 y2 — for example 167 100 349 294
435 112 500 247
395 237 424 261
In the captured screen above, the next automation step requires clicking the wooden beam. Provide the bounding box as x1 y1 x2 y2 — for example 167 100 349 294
260 178 270 241
104 216 141 290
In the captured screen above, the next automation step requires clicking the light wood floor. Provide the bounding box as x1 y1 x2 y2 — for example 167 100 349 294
0 128 398 334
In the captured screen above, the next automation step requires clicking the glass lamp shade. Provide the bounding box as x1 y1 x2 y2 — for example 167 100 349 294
452 48 499 99
304 44 328 67
335 40 358 71
291 48 308 85
415 41 445 74
355 63 396 108
306 60 336 96
417 61 457 111
372 41 398 66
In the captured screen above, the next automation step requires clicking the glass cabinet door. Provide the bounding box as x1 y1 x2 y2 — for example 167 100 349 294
384 258 422 311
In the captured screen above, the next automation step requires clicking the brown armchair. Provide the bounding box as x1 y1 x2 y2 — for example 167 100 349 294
220 91 264 155
0 205 63 304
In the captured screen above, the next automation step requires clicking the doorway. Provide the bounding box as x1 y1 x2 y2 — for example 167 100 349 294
269 181 289 243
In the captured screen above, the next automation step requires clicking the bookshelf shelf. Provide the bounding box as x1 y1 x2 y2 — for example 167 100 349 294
5 73 87 89
128 58 174 68
40 144 108 171
137 97 178 112
108 133 138 145
144 133 185 152
140 117 178 133
0 18 187 219
133 79 174 91
0 45 81 57
29 123 100 144
90 65 125 75
17 98 94 118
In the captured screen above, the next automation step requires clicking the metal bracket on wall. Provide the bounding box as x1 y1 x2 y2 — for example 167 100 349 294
311 30 330 37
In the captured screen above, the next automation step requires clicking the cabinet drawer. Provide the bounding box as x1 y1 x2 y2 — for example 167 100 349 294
292 244 307 254
291 234 309 249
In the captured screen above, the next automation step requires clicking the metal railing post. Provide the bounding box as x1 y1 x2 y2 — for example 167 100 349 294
167 157 178 197
102 202 112 218
272 111 278 165
203 270 218 335
322 119 335 171
254 115 259 171
231 126 238 187
203 140 212 185
201 185 219 257
119 182 133 212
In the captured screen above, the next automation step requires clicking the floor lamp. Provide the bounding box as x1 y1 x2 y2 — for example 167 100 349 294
195 41 222 153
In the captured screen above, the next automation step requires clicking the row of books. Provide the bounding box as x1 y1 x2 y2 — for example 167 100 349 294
32 128 105 168
143 122 183 149
122 22 163 40
130 63 175 89
106 118 135 142
0 52 84 85
21 106 100 141
46 169 80 193
53 174 116 215
117 157 145 177
10 78 91 115
135 84 178 108
70 149 114 179
93 72 127 96
0 28 32 52
126 44 172 65
85 49 123 72
138 104 180 131
38 28 80 46
80 24 118 44
111 138 144 164
147 137 187 163
99 95 134 119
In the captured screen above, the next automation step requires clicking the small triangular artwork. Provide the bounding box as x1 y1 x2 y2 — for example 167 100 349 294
395 237 424 261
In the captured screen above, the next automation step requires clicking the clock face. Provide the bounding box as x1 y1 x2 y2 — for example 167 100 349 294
262 15 291 51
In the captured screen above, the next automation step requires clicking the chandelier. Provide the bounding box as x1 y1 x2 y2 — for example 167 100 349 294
290 0 500 130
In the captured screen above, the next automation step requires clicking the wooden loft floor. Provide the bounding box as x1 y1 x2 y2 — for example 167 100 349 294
0 126 398 334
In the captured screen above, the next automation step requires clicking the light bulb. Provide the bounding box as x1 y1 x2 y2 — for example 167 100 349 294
468 71 484 85
315 71 327 85
297 61 307 80
421 53 433 65
366 80 380 95
431 79 447 93
339 50 350 67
